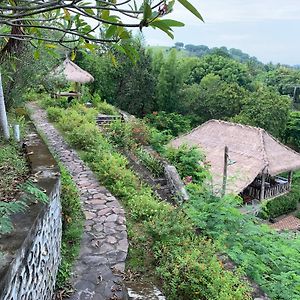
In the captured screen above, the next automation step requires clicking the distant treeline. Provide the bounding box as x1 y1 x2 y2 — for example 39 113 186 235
172 42 263 65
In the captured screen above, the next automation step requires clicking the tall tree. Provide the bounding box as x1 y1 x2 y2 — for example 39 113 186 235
232 87 291 137
187 54 252 89
156 49 183 112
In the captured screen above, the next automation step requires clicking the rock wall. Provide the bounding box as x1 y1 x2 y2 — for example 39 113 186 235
0 180 61 300
0 129 62 300
164 165 189 202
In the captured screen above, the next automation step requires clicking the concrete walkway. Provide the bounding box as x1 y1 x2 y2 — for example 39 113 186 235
28 103 128 300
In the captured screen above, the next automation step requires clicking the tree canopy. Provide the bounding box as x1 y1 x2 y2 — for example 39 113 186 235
0 0 203 58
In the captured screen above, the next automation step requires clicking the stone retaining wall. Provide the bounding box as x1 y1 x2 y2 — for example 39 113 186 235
0 129 62 300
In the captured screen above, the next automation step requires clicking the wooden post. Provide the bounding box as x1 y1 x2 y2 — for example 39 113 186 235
288 171 293 189
221 146 228 197
260 172 266 201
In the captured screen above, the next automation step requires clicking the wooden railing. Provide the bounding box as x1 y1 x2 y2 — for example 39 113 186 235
264 182 290 199
243 177 291 200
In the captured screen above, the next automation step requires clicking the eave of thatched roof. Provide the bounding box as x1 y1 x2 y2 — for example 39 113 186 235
169 120 300 195
53 58 94 83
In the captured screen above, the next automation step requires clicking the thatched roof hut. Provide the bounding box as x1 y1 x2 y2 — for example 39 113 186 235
170 120 300 198
54 58 94 83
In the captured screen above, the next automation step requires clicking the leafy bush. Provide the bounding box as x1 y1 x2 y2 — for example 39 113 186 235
56 166 84 289
108 119 150 149
147 210 250 300
96 101 119 115
72 102 98 118
149 127 173 153
0 141 29 201
66 123 101 150
128 191 169 221
259 191 299 219
47 107 64 122
58 110 86 132
145 111 191 136
135 148 164 177
40 94 69 109
165 144 208 184
186 189 300 300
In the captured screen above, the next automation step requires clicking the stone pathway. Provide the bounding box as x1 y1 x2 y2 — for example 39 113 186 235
27 103 128 300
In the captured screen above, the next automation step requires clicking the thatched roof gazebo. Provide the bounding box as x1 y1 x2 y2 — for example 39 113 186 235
170 120 300 201
54 58 94 83
52 58 94 98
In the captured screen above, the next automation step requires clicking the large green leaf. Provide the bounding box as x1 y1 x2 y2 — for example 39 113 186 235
143 1 152 19
106 25 117 38
160 19 185 27
150 20 174 39
177 0 204 21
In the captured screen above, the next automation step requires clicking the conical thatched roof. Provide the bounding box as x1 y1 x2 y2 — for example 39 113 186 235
53 58 94 83
170 120 300 195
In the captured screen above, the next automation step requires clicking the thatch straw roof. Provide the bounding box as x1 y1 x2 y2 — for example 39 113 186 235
53 58 94 83
170 120 300 195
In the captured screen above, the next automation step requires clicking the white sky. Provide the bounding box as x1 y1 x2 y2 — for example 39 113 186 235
139 0 300 65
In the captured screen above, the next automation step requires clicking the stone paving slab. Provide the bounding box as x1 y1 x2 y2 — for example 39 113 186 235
27 103 128 300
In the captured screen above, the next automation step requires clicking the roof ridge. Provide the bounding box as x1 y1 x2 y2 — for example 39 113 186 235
211 119 262 132
259 128 269 172
263 129 300 159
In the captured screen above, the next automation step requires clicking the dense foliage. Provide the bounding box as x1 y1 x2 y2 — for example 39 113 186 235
185 190 300 300
42 98 251 300
42 96 300 299
76 42 296 139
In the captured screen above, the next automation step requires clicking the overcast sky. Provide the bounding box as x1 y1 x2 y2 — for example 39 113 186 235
140 0 300 65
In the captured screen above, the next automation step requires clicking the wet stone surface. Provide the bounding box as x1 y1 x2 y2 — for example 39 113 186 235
28 103 128 300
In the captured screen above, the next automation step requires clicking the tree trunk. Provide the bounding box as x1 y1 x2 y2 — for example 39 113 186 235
0 73 10 140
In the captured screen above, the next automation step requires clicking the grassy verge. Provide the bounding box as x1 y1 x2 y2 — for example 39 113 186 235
40 100 251 300
0 140 29 201
56 165 84 289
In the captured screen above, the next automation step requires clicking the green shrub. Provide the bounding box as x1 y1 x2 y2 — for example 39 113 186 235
147 210 250 300
135 148 164 177
166 144 208 184
70 103 99 123
96 101 118 115
260 191 299 219
40 94 69 109
149 128 173 153
58 110 86 132
145 111 191 137
66 123 101 150
56 166 84 289
108 119 150 149
47 107 64 122
186 189 300 300
128 191 169 221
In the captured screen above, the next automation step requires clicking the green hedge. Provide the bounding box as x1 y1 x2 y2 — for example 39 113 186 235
260 190 299 219
56 166 84 289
